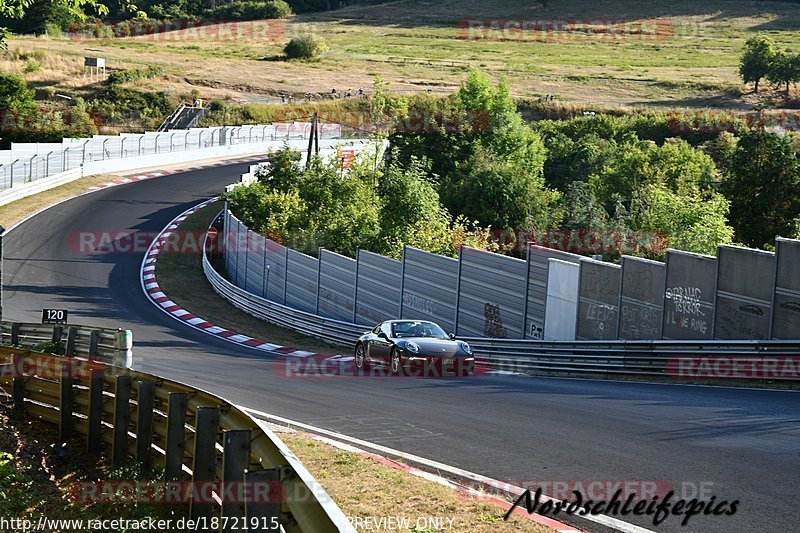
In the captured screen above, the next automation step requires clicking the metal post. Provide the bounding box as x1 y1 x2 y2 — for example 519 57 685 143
316 247 323 314
60 362 74 440
185 131 191 151
353 249 361 323
138 136 143 156
89 329 100 359
154 134 161 154
398 247 407 318
63 147 70 170
135 381 155 470
222 430 251 532
112 375 132 468
189 407 220 525
521 243 533 339
283 247 289 305
82 139 90 163
102 138 110 160
165 392 188 480
10 159 18 187
65 326 77 356
170 132 176 152
87 368 104 453
12 353 25 413
244 469 281 531
45 150 54 176
28 154 37 181
120 136 126 158
262 125 268 142
199 130 205 148
454 245 464 336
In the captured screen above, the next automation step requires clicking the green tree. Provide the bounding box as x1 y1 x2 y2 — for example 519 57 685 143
0 0 136 46
0 72 34 112
631 184 734 258
740 34 777 93
766 49 799 93
721 132 800 248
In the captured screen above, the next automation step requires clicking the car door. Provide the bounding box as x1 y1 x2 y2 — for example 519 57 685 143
370 322 394 364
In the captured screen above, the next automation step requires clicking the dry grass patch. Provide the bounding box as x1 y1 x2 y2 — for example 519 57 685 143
281 432 554 532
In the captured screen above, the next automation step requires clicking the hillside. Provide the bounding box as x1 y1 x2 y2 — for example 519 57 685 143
8 0 800 110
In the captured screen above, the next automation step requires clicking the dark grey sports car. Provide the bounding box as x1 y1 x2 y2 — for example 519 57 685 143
354 320 475 376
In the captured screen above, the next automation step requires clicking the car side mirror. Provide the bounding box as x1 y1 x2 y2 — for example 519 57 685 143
449 333 456 340
378 331 388 340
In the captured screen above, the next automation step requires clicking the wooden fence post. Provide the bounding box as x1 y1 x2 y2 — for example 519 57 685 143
135 381 155 470
87 368 105 453
12 353 25 413
165 392 188 481
59 361 74 440
112 375 132 468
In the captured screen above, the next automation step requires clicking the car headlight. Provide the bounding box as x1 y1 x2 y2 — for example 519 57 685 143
405 341 420 354
458 341 473 354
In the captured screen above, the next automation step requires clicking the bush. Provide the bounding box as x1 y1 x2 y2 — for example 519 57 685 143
0 72 35 112
205 0 292 20
108 65 164 85
284 34 328 60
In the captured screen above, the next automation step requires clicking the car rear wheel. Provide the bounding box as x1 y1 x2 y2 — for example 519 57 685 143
355 343 366 370
390 348 401 375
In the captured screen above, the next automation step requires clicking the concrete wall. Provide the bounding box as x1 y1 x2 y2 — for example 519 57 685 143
662 249 717 340
576 259 621 341
544 259 580 341
285 249 318 314
355 249 401 326
618 256 666 340
525 245 582 340
400 247 458 334
771 238 800 340
317 249 357 322
714 246 775 340
456 247 527 338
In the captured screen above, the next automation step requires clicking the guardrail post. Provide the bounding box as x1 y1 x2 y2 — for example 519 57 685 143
114 329 133 368
222 430 251 531
89 330 100 359
11 322 20 345
65 327 78 356
12 353 25 413
165 392 188 480
52 325 63 344
190 406 220 526
87 368 104 453
135 381 155 470
112 375 132 468
59 361 74 440
244 469 281 531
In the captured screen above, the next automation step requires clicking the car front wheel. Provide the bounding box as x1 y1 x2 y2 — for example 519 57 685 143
355 343 366 370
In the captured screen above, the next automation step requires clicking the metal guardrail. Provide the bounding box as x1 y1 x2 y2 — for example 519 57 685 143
202 219 800 383
461 337 800 379
0 347 353 532
204 250 369 348
1 321 132 366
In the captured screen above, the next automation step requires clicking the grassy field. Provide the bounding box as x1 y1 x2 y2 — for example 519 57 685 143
7 0 800 111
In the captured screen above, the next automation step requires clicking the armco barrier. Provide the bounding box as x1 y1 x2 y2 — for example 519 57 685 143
1 321 132 366
202 224 800 383
461 337 800 379
0 347 353 531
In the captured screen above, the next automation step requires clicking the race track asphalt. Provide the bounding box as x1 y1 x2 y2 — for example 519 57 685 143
4 163 798 533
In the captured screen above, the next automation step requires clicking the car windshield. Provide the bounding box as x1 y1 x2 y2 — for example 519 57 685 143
391 321 448 339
